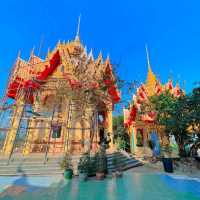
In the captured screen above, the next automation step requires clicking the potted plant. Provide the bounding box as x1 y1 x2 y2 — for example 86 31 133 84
78 153 90 181
60 153 73 179
95 148 107 180
161 145 174 173
87 156 96 177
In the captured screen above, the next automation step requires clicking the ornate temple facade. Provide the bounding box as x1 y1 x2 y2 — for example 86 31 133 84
0 30 120 157
124 48 182 155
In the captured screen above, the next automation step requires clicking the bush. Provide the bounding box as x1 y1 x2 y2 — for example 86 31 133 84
60 153 72 170
95 148 107 173
78 153 90 174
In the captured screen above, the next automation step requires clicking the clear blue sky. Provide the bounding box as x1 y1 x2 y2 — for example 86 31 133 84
0 0 199 102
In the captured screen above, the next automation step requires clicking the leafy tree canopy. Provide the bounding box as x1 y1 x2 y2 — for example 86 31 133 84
142 87 200 147
113 115 130 151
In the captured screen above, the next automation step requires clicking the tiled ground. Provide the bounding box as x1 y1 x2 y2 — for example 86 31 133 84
0 173 200 200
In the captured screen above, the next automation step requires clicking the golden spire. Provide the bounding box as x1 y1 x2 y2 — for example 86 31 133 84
96 52 103 65
84 46 87 55
29 47 35 63
16 50 21 60
30 47 35 57
105 54 110 63
88 49 94 61
145 45 157 96
75 14 81 42
14 50 21 72
57 40 61 48
46 47 51 59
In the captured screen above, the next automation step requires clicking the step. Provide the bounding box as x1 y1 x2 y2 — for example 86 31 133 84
0 171 63 176
107 159 138 166
0 164 61 169
0 157 63 162
106 151 143 173
0 166 63 175
107 160 141 170
0 153 82 176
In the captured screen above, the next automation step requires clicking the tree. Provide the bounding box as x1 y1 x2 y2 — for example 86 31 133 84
144 88 200 155
187 87 200 136
140 91 189 153
113 115 130 151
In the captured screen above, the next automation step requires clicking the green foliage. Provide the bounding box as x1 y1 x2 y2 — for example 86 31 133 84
147 91 189 147
78 153 90 174
150 91 177 125
113 115 124 131
145 87 200 154
60 153 72 170
78 153 97 176
113 115 130 151
186 88 200 134
136 132 143 147
160 145 173 158
115 137 126 150
95 148 107 173
87 157 96 176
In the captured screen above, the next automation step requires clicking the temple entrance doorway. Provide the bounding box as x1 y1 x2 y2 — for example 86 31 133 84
136 129 144 147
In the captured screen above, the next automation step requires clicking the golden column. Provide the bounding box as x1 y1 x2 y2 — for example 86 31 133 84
3 100 25 155
22 119 37 155
106 104 113 149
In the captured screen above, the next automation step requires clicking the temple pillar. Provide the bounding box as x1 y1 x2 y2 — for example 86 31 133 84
3 100 25 155
130 125 137 154
23 119 37 155
44 121 50 141
107 107 113 149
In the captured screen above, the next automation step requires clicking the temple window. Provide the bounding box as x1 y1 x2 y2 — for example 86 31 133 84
52 125 62 138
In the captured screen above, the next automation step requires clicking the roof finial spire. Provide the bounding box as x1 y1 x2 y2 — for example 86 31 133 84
17 50 21 59
30 46 35 56
145 44 151 71
75 14 81 41
46 47 50 59
145 44 157 96
29 47 35 61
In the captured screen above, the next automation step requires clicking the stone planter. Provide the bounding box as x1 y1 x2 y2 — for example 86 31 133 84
162 158 173 173
64 169 73 179
79 172 88 181
96 172 105 180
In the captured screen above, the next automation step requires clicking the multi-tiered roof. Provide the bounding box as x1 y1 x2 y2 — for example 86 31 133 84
6 31 120 107
124 47 182 127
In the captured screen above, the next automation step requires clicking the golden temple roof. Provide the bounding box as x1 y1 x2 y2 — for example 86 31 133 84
145 46 157 96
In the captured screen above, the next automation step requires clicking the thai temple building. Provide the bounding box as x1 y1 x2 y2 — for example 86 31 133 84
124 47 182 156
0 23 120 159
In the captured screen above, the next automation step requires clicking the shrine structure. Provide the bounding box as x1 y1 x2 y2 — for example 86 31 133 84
0 24 120 160
124 47 182 155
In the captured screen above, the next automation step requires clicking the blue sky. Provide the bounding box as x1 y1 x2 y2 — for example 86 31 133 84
0 0 199 103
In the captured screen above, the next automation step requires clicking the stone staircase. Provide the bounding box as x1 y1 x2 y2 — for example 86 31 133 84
0 153 64 176
106 151 143 173
0 151 143 176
